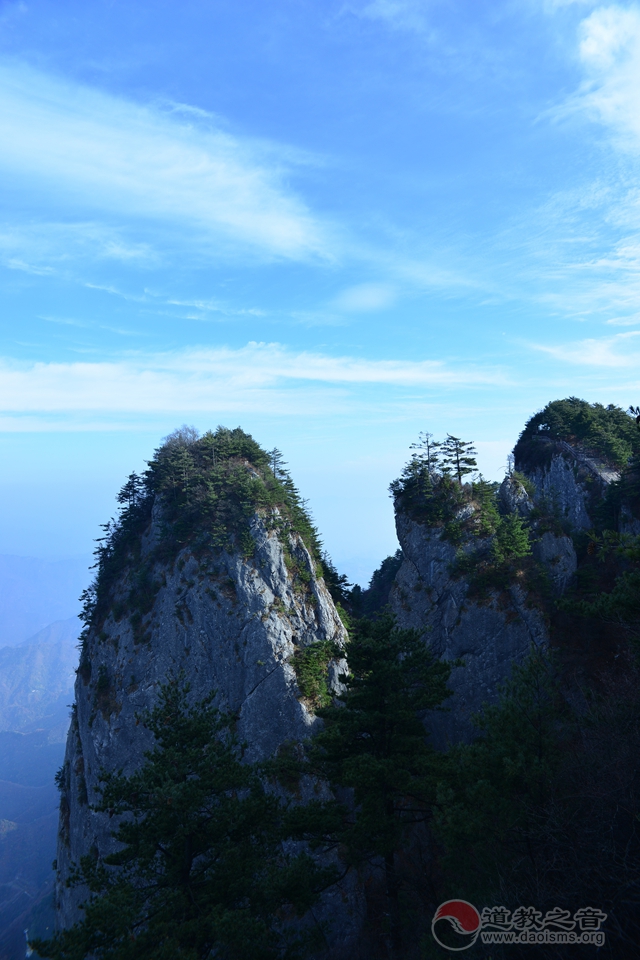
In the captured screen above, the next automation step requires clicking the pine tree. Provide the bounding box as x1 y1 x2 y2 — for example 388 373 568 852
320 552 352 605
409 431 441 474
306 613 453 956
440 434 477 484
116 473 145 510
33 683 336 960
267 448 288 481
433 651 564 902
491 513 532 565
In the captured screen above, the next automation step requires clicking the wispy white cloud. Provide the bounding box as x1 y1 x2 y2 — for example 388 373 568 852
349 0 434 34
331 283 396 312
162 296 266 319
0 343 508 427
557 4 640 149
79 282 268 322
515 3 640 322
0 221 158 274
0 63 331 261
529 330 640 366
4 258 55 276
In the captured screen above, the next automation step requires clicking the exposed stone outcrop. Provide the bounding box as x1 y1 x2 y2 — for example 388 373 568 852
526 453 594 530
55 506 358 952
499 475 534 518
531 531 577 596
391 512 547 746
500 476 577 596
520 442 620 533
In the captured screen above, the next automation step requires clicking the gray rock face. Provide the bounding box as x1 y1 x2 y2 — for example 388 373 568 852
528 454 594 530
500 476 577 596
531 531 577 596
499 476 534 518
391 513 547 746
55 508 359 951
523 443 623 534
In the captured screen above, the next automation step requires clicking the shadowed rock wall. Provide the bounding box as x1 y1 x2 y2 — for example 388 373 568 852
55 506 359 953
390 510 548 746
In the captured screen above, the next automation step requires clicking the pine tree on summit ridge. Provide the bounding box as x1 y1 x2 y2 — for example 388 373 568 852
409 431 441 475
439 434 477 485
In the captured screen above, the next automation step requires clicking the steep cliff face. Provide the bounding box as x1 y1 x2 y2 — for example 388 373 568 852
389 399 640 747
526 451 595 530
54 429 357 949
391 506 548 745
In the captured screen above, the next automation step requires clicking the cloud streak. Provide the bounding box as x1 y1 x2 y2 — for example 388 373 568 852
0 64 330 261
0 343 508 427
529 330 640 366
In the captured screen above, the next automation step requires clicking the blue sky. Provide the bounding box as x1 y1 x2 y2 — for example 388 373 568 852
1 0 640 584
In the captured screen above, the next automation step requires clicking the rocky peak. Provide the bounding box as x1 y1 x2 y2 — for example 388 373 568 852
513 397 640 533
389 400 640 747
55 428 353 940
390 473 548 745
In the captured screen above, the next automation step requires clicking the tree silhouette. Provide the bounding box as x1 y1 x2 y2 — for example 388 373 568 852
267 447 288 480
440 435 478 484
409 431 441 474
307 614 453 956
116 473 145 510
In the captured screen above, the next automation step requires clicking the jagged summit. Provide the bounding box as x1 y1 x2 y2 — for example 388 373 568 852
81 425 326 643
56 425 353 938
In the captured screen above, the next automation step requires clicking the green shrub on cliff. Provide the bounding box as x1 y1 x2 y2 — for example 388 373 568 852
491 513 532 565
33 682 336 960
147 426 321 560
433 651 565 902
301 613 454 954
389 460 466 529
432 649 640 951
79 426 332 641
389 433 479 538
566 533 640 649
514 397 640 470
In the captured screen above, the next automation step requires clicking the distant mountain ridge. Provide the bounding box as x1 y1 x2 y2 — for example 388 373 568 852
17 618 81 648
0 618 79 736
0 619 78 958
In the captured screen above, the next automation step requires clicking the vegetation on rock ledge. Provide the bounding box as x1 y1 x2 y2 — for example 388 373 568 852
36 683 338 960
514 397 640 471
79 425 334 647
